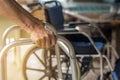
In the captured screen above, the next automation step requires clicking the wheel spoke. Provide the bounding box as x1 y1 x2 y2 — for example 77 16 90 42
39 74 46 80
53 57 66 70
44 50 52 66
53 74 57 80
33 52 46 67
26 67 45 72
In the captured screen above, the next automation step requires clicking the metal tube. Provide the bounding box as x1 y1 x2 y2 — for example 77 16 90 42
0 39 33 80
2 25 20 48
102 55 113 72
55 44 63 80
80 32 104 80
57 36 79 80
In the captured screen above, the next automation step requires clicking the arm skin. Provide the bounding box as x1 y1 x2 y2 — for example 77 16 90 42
0 0 56 48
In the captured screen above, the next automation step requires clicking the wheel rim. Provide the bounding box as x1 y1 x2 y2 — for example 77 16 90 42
22 46 72 80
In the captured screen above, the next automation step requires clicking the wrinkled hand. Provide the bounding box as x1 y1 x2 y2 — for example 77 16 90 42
31 24 56 49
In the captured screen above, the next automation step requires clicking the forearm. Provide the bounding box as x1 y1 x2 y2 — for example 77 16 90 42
0 0 42 33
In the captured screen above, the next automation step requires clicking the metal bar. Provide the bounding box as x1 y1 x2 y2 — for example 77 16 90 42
57 36 79 80
55 44 63 80
0 39 33 80
2 25 20 48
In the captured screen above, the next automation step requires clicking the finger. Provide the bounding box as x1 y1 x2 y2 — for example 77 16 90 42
46 35 51 49
50 31 57 47
52 35 57 46
36 39 41 48
41 37 46 48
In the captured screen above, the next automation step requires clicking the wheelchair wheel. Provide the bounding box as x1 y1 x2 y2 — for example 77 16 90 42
22 45 79 80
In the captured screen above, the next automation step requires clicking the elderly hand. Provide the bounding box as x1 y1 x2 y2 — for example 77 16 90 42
31 23 56 49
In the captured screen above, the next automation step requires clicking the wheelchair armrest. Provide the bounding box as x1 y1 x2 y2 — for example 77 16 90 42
58 28 78 34
64 22 90 28
65 22 110 28
69 22 90 26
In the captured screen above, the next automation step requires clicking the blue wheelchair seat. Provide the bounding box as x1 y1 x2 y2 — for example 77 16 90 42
61 33 106 55
73 42 104 51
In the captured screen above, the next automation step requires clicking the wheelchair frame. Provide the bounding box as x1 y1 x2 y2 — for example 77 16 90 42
0 24 116 80
0 25 80 80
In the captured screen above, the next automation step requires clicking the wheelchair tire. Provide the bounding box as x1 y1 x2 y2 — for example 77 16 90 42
22 45 80 80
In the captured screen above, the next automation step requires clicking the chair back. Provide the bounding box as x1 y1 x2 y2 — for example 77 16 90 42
44 1 64 30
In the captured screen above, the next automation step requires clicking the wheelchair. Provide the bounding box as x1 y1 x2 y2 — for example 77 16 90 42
0 24 80 80
0 25 118 80
26 1 112 80
39 1 119 79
